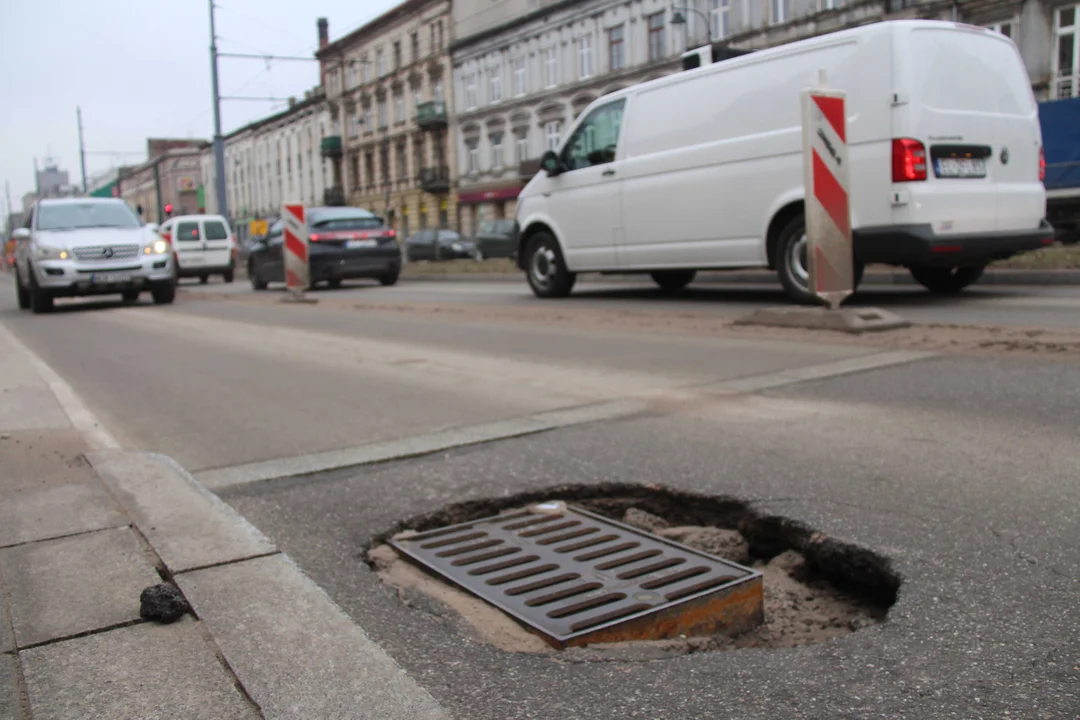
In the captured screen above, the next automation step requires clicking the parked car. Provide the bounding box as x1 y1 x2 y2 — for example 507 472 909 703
514 20 1052 302
13 197 176 313
246 206 400 289
473 219 516 260
157 214 236 284
404 229 477 262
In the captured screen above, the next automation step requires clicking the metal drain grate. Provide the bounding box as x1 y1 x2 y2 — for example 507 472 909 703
390 502 763 647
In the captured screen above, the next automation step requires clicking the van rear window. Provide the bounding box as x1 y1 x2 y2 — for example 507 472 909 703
910 29 1035 115
204 221 229 240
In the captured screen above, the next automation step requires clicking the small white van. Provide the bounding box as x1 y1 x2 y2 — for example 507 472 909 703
158 214 237 284
513 20 1054 302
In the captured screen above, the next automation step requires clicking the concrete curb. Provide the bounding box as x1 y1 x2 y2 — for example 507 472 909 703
398 268 1080 286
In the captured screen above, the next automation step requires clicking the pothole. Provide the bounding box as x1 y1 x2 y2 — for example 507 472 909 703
366 483 900 659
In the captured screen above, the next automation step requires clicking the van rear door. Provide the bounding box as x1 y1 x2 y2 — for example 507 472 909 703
896 24 1043 234
202 218 232 268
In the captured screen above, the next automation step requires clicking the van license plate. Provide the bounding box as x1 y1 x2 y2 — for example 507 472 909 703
347 239 377 249
935 158 986 178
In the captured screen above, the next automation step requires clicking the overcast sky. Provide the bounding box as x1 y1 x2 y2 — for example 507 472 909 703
0 0 399 213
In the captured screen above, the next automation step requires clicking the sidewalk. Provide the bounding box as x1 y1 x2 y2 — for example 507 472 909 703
0 323 448 720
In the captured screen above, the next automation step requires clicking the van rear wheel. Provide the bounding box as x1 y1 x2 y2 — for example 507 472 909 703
650 270 696 293
775 213 864 304
525 232 575 299
909 265 985 294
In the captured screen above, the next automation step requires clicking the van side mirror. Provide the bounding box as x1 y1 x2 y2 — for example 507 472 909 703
540 150 563 177
11 228 30 241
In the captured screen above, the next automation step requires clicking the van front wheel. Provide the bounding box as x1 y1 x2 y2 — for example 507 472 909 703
776 214 864 304
650 270 696 293
525 233 575 298
909 265 985 294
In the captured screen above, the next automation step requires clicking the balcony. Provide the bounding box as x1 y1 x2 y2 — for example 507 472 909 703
416 100 448 130
323 186 346 206
419 165 451 193
320 135 343 159
518 158 542 181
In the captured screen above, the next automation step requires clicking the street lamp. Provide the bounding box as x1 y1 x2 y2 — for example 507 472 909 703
670 6 713 46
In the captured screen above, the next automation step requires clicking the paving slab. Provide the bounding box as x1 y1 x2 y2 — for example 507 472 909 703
176 553 448 720
0 527 160 648
0 582 13 655
87 451 275 573
0 653 28 720
0 430 127 548
20 617 257 720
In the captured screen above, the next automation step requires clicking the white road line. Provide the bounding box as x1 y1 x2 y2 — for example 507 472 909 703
706 350 937 394
0 321 121 451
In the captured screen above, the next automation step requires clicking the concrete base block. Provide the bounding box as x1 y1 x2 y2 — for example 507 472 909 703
733 306 911 334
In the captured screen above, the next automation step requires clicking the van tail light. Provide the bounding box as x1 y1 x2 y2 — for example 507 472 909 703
1039 146 1046 182
892 138 927 182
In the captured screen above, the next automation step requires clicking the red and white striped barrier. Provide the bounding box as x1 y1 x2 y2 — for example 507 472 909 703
801 78 853 309
282 203 309 293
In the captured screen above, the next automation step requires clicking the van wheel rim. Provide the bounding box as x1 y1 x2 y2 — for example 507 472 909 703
530 245 557 288
789 233 809 288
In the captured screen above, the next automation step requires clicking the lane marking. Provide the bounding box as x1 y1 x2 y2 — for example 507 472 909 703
0 321 121 451
201 349 936 491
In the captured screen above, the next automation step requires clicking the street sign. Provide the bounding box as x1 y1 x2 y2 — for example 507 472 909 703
282 204 309 293
249 219 268 237
801 76 853 309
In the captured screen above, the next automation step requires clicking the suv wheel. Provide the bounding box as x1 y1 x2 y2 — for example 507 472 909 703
151 281 176 305
15 268 30 310
28 272 53 314
249 261 268 290
525 232 575 299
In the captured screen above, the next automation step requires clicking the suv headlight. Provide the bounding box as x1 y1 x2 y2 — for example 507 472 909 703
36 245 70 260
143 239 169 255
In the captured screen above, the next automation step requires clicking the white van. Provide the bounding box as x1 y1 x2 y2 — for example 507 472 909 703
514 20 1053 302
158 214 237 284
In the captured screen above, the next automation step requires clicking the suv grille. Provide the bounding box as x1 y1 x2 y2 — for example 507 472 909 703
73 244 140 261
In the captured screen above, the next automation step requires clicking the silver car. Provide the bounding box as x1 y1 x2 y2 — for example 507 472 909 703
13 198 176 313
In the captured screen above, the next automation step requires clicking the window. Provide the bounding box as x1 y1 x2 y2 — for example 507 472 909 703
414 88 423 115
363 106 373 133
465 73 478 109
608 25 625 71
434 78 444 101
393 41 401 70
380 145 390 183
578 35 593 79
414 137 425 175
396 142 408 179
361 55 371 83
710 0 730 40
1054 5 1078 98
819 0 836 9
394 92 405 123
437 21 444 50
544 46 559 88
647 13 665 62
489 65 502 103
412 32 420 62
544 120 562 151
466 140 479 173
491 132 504 169
204 221 228 241
377 101 387 128
771 0 787 24
364 152 375 189
512 57 527 97
515 130 529 164
376 48 386 76
561 100 624 171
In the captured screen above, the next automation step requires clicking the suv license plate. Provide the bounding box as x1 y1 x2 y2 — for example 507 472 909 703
935 157 986 178
92 273 130 285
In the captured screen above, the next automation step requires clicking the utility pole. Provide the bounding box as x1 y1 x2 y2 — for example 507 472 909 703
77 106 88 194
208 0 229 220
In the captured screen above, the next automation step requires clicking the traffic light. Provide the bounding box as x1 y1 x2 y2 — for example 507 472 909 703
164 204 173 217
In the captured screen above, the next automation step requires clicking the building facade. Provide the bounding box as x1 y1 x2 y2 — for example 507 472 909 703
317 2 458 237
450 0 1078 235
199 91 334 228
119 139 205 224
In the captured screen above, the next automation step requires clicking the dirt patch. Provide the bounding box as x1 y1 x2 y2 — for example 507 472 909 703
367 484 897 658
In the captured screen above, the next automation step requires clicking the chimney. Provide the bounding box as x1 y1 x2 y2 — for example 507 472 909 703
317 18 329 49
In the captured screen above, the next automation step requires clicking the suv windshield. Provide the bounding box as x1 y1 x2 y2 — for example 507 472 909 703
309 209 383 231
36 202 141 231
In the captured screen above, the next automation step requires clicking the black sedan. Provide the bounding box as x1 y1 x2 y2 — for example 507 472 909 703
404 229 478 262
247 207 401 290
473 219 516 260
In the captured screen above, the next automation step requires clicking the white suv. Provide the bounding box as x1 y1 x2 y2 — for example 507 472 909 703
13 197 176 313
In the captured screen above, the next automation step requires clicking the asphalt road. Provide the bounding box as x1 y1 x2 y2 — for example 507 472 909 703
1 270 1077 718
180 272 1080 329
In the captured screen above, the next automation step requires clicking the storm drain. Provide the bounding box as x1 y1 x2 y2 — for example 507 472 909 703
390 501 763 647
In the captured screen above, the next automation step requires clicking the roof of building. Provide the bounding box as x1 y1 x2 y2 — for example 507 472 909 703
316 0 434 59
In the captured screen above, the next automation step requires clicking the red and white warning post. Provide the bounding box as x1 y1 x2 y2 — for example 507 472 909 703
801 79 853 309
282 203 309 294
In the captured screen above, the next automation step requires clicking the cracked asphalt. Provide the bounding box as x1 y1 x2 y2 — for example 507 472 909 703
222 355 1080 720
